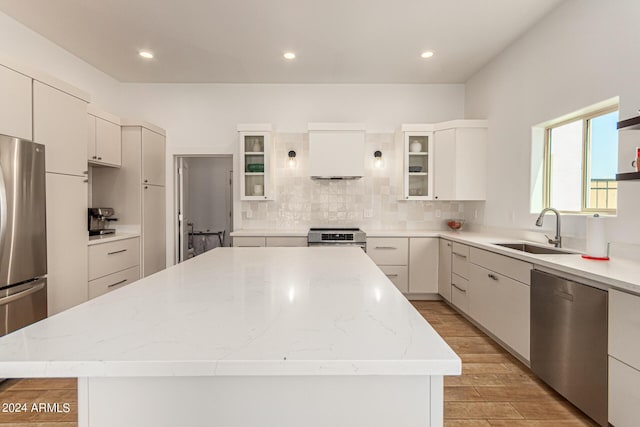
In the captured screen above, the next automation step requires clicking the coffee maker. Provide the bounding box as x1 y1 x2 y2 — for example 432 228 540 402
88 208 117 236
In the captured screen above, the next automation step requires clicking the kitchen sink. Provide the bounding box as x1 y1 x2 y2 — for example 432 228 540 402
494 242 576 255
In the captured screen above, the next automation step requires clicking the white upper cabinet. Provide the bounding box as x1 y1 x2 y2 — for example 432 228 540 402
238 124 272 200
33 81 88 176
399 125 435 200
0 65 32 141
433 120 488 201
88 107 122 167
142 128 166 186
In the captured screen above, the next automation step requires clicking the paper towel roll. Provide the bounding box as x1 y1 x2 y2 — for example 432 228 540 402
585 214 608 258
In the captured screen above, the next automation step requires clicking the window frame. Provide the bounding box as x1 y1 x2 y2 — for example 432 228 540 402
543 105 618 214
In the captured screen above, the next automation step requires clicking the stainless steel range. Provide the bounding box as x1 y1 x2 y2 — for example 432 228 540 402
307 227 366 250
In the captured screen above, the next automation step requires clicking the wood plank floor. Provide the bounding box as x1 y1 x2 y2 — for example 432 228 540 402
0 301 598 426
411 300 598 427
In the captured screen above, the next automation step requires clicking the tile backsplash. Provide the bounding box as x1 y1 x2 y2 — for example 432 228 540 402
240 133 480 230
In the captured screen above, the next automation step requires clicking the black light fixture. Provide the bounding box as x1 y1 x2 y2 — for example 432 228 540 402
288 150 297 168
373 150 383 169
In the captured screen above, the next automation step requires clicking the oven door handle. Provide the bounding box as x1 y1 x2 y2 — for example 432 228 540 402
0 281 46 307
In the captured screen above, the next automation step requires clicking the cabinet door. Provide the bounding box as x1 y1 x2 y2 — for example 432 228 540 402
87 115 97 161
265 237 307 247
46 173 88 315
95 117 121 166
33 81 87 176
0 65 32 140
454 128 487 200
142 128 165 186
379 265 409 293
433 128 456 200
468 263 530 359
408 238 438 293
142 184 166 277
438 239 452 301
366 237 409 265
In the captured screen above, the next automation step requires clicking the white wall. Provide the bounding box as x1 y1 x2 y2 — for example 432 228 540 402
465 0 640 247
118 83 466 263
0 11 121 111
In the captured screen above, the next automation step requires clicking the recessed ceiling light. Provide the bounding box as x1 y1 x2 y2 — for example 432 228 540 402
420 51 434 59
283 52 296 60
139 50 154 59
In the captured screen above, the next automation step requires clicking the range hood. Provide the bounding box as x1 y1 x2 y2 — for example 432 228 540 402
308 123 365 179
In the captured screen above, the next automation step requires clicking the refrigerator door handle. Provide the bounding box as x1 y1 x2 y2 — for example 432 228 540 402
0 281 46 307
0 160 6 250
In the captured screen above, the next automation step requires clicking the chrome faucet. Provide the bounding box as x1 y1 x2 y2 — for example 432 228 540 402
535 208 562 248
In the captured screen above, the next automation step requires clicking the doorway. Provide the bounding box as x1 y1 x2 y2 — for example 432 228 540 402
176 155 233 263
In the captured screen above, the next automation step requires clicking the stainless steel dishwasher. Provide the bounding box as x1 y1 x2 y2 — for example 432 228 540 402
531 269 608 427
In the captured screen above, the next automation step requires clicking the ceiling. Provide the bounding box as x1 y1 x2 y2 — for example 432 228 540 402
0 0 562 83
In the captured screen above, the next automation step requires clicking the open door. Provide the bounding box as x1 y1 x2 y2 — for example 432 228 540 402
178 158 193 262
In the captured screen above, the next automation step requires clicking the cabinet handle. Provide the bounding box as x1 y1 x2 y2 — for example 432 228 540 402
435 196 439 200
452 284 466 293
238 246 261 247
447 243 452 247
107 249 127 255
144 179 148 183
83 179 88 183
385 273 399 277
108 279 128 288
488 273 498 281
83 170 88 175
453 252 467 259
375 246 397 250
144 186 148 189
98 156 102 160
92 156 97 159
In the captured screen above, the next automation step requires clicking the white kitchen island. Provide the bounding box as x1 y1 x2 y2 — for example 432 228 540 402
0 248 460 427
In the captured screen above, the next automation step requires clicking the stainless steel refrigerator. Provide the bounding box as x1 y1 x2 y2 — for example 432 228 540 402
0 134 47 337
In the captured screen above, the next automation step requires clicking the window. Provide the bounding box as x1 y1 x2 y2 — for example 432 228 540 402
544 107 618 213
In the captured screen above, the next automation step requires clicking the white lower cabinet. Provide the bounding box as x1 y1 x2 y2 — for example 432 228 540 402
89 238 140 281
233 236 266 247
367 238 409 265
408 238 438 293
89 266 140 299
379 265 409 293
46 173 88 315
468 263 530 359
266 237 308 247
438 239 452 301
608 288 640 426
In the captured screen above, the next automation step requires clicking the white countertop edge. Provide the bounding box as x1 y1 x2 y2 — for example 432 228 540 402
0 359 461 378
231 230 309 237
88 233 141 246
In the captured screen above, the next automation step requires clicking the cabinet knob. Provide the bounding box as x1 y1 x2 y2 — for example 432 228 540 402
83 171 88 174
435 196 439 199
98 156 102 160
92 156 97 159
144 179 148 183
144 185 148 189
83 179 88 183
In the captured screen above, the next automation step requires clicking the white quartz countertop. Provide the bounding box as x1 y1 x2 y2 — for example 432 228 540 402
230 229 308 237
438 231 640 295
88 232 140 246
0 248 461 378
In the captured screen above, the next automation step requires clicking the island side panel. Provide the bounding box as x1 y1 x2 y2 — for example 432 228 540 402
86 375 438 427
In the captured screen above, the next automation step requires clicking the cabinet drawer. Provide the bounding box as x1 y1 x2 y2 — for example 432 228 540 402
89 238 140 281
451 281 468 314
452 250 470 279
469 247 532 285
451 273 468 291
266 237 308 247
609 356 640 427
367 237 408 265
379 265 408 293
233 236 266 247
452 242 469 258
88 266 140 299
609 288 640 370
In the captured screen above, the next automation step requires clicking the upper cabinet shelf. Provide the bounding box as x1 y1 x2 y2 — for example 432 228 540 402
617 115 640 130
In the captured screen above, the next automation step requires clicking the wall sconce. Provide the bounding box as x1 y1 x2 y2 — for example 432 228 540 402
288 150 297 168
373 150 384 169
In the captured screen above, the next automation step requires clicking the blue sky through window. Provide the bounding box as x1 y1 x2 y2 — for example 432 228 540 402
590 111 618 179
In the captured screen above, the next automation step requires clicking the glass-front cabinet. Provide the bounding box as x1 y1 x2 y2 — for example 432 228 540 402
401 126 434 200
238 124 272 200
